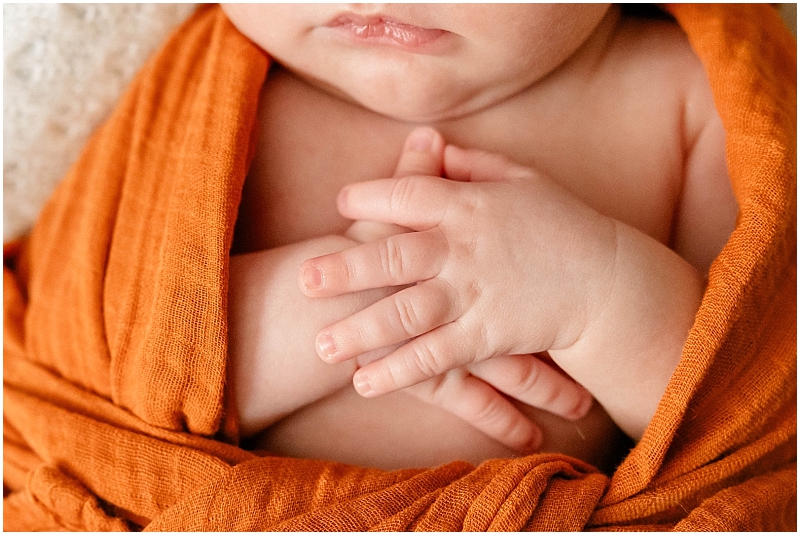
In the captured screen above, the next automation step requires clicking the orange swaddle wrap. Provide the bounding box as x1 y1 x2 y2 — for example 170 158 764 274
3 4 795 531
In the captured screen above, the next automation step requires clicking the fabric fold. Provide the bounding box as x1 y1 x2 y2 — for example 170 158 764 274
3 4 795 531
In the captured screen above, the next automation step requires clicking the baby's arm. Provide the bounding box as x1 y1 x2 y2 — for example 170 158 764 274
227 133 440 438
228 129 442 437
671 74 737 274
229 236 397 436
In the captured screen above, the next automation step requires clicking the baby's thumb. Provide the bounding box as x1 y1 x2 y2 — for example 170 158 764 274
393 127 444 178
443 144 533 183
347 127 442 242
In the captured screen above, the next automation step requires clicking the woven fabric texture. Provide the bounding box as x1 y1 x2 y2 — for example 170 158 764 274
3 4 796 531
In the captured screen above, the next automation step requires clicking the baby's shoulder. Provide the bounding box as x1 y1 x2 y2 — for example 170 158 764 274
606 15 706 85
603 13 719 138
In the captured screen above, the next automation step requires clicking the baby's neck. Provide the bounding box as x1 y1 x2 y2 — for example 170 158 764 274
234 7 680 256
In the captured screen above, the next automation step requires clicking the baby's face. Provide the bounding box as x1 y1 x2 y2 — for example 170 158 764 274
223 3 611 122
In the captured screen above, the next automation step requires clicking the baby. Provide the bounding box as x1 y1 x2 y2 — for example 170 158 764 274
222 4 737 471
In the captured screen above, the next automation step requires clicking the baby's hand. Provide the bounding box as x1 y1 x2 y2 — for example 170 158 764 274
300 140 614 398
307 128 596 452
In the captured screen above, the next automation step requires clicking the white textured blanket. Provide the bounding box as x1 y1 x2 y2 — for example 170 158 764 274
3 3 196 242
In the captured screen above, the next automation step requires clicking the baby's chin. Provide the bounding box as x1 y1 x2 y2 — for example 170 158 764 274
289 67 499 124
358 94 487 124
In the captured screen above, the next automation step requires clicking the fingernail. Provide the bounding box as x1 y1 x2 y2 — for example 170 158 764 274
522 428 543 454
407 128 434 152
337 187 349 211
573 394 593 419
317 332 336 360
354 373 374 397
302 266 322 291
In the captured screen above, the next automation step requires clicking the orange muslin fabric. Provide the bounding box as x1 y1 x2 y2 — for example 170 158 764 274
3 4 795 531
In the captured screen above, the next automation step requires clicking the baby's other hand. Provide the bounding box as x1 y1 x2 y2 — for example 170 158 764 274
406 354 593 453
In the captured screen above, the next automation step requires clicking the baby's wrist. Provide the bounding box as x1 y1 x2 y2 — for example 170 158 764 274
550 220 703 440
546 213 621 354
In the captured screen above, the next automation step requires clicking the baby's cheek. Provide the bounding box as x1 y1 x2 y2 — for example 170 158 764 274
220 4 307 59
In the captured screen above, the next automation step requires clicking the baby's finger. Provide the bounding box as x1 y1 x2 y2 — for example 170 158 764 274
299 228 447 296
469 355 593 421
407 372 542 453
315 278 459 363
394 127 444 178
443 144 535 184
352 321 475 396
344 220 409 243
337 176 459 230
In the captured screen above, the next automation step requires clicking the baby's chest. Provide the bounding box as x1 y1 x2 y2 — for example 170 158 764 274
232 68 682 254
232 72 410 253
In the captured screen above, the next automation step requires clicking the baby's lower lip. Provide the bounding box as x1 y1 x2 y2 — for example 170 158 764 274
326 15 448 51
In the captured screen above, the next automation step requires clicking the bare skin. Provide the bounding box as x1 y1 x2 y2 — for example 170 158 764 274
230 128 618 468
226 5 736 470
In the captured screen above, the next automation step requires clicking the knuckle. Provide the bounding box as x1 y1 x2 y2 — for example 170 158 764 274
515 359 563 408
574 392 593 418
455 189 480 220
475 323 491 358
407 341 444 378
517 360 544 394
381 360 404 392
341 253 359 288
400 154 429 178
470 395 510 432
456 317 489 360
464 280 481 308
390 177 416 214
394 294 421 337
539 383 562 409
351 315 374 351
463 234 479 256
379 236 405 281
421 374 450 405
440 278 470 324
423 281 451 326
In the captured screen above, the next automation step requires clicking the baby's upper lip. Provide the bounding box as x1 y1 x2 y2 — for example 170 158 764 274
324 12 449 50
325 13 442 32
